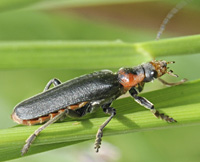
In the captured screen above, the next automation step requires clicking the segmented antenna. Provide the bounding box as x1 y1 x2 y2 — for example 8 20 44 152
156 0 192 40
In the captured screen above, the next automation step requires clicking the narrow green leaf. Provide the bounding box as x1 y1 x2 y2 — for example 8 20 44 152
27 0 200 10
0 0 40 12
0 35 200 70
29 0 155 9
136 34 200 57
1 79 200 161
0 41 152 70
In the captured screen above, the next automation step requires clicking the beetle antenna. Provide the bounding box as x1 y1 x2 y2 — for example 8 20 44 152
167 61 175 64
156 0 192 40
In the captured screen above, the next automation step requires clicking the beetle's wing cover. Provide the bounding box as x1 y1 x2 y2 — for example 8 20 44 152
14 70 122 120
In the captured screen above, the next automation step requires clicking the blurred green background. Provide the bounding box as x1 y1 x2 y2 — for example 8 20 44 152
0 0 200 162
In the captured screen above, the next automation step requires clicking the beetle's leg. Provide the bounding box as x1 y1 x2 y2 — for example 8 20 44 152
135 82 145 92
94 106 116 152
129 87 176 123
158 78 187 86
21 109 68 156
66 103 92 119
44 78 62 91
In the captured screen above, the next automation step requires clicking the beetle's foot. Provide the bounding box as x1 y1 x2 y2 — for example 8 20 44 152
21 134 36 156
151 109 177 123
94 129 103 152
21 143 29 156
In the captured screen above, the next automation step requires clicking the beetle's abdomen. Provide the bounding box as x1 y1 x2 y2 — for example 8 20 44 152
12 108 66 125
12 101 88 125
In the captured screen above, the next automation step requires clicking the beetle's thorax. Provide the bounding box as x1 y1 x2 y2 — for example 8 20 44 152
118 66 145 89
118 60 169 89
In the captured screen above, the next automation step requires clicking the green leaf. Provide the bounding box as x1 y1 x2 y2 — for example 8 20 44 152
135 35 200 57
1 79 200 161
0 0 40 12
27 0 200 10
28 0 155 9
0 35 200 70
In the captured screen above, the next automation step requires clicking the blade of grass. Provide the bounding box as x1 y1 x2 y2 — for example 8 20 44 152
0 35 200 70
135 34 200 57
0 79 200 161
28 0 156 10
0 41 152 70
0 0 40 12
27 0 200 10
0 0 167 12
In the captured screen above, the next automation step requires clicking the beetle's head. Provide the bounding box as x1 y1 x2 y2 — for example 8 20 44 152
143 60 178 82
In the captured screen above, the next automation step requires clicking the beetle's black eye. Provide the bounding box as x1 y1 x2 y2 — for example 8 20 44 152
151 70 157 78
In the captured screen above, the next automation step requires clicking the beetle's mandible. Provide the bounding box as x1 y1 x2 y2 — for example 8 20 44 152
11 60 187 155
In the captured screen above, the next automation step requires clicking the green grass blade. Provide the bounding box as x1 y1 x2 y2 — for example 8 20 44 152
0 0 40 12
28 0 155 9
0 41 151 70
27 0 200 10
0 35 200 70
0 79 200 161
136 34 200 57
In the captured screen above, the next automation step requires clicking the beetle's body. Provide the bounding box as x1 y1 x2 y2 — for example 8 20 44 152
12 62 158 125
12 70 124 123
11 60 186 155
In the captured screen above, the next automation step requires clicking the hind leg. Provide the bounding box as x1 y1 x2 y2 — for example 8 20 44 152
21 109 68 155
21 103 92 155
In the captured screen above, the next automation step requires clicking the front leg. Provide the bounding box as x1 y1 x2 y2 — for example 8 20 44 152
129 87 176 123
158 78 187 86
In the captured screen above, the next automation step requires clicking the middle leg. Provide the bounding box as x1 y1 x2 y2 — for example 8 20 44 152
94 104 116 152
